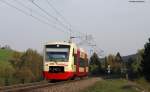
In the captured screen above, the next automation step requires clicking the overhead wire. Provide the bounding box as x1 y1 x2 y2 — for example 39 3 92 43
29 0 70 31
1 0 104 55
0 0 67 33
46 0 73 39
45 0 89 42
14 0 58 25
46 0 89 39
21 0 103 55
46 0 71 28
29 0 57 20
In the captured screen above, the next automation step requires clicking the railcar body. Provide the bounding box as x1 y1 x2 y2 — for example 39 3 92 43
43 42 88 80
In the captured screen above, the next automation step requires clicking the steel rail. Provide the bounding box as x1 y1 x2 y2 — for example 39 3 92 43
0 77 90 92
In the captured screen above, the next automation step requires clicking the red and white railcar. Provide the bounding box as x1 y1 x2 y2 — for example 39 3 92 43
43 41 88 80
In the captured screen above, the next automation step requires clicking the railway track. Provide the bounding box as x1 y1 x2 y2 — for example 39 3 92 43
0 81 49 92
0 78 90 92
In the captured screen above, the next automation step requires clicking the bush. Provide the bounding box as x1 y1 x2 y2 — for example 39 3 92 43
0 61 15 86
9 49 43 83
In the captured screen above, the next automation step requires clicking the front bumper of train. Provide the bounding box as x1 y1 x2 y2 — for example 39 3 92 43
43 71 74 80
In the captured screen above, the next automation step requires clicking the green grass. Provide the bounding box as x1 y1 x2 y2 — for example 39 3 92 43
135 78 150 92
82 79 138 92
0 49 14 61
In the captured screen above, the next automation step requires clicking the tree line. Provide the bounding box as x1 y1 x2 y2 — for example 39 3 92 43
89 38 150 82
1 38 150 86
0 49 43 86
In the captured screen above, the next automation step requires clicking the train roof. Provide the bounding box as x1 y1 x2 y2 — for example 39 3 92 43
45 41 76 46
45 41 87 54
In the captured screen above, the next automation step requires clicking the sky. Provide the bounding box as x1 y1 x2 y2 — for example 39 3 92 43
0 0 150 56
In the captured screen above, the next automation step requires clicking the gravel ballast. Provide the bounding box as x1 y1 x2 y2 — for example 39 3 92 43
28 77 101 92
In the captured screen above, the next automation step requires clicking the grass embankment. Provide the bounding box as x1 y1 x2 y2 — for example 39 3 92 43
82 79 138 92
0 49 14 61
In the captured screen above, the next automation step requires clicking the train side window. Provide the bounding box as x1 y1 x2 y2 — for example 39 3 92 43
79 58 85 67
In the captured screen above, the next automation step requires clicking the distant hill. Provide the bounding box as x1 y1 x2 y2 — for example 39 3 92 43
122 54 137 62
100 54 137 63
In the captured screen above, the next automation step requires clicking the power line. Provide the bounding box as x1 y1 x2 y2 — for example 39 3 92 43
46 0 89 41
14 0 70 33
46 0 71 28
29 0 70 31
0 0 67 33
30 0 58 20
1 0 29 17
46 0 73 37
14 0 58 25
1 0 103 55
46 0 88 38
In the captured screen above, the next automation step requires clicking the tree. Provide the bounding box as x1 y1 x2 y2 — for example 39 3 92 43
15 67 34 83
115 52 122 73
141 38 150 81
105 53 123 74
132 49 144 74
90 53 101 65
9 51 22 69
89 52 101 75
106 54 115 73
0 61 15 78
9 49 43 83
20 49 43 81
0 61 15 85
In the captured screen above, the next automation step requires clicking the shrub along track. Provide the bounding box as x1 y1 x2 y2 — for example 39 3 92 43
0 77 101 92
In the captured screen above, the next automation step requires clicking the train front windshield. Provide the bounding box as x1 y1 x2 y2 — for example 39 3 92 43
45 45 70 62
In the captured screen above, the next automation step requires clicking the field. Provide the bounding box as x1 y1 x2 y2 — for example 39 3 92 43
82 79 139 92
